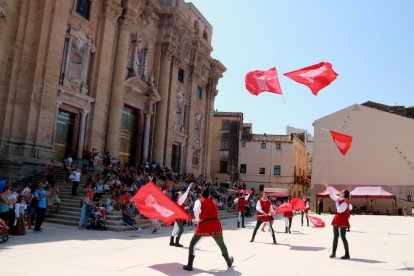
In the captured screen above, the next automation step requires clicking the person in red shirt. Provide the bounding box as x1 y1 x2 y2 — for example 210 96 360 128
233 192 250 228
301 196 310 226
283 197 294 233
250 192 276 244
183 188 233 271
323 181 352 259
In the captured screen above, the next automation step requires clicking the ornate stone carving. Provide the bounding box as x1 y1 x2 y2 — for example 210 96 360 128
175 85 187 132
127 33 148 80
161 42 175 59
61 24 96 95
0 6 6 18
103 0 122 24
194 113 202 149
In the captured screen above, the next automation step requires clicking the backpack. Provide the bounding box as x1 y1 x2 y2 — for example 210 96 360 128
29 194 38 208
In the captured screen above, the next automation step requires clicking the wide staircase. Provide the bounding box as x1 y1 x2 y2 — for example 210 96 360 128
42 166 238 231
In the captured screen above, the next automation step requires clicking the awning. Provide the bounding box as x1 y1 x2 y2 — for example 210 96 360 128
350 186 395 199
267 191 288 197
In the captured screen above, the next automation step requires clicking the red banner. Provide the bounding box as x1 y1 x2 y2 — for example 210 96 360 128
290 198 306 210
245 67 283 96
130 182 191 225
307 214 325 227
273 202 293 215
330 130 353 156
283 62 338 96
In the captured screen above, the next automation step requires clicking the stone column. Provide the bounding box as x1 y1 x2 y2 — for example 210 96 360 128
142 108 152 163
152 43 174 164
77 110 88 159
105 18 131 158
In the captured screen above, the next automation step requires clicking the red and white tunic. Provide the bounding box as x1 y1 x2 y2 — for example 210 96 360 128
256 199 274 222
194 197 222 236
234 194 250 212
327 186 352 228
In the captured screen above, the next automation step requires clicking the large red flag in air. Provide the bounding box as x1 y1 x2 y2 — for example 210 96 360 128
330 130 353 156
130 182 191 225
273 202 293 215
245 67 283 96
290 198 306 210
283 62 338 95
307 214 325 227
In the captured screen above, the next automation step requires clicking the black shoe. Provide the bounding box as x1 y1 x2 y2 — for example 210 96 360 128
329 254 336 258
250 239 254 242
341 254 350 259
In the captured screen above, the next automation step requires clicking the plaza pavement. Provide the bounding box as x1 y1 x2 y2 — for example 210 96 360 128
0 213 413 276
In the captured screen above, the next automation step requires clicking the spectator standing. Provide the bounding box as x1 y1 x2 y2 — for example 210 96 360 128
0 185 17 232
70 168 81 196
14 196 26 235
33 183 48 232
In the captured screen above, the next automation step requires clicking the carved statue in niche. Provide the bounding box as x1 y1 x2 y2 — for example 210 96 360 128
194 113 202 149
175 85 187 132
127 33 147 80
62 24 95 94
0 6 6 18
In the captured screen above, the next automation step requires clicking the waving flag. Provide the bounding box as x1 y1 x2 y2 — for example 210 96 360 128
330 130 353 156
130 182 191 225
273 202 293 215
245 67 283 96
290 198 306 210
283 62 338 95
307 214 325 227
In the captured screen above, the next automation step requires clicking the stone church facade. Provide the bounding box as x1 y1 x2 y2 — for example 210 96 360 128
0 0 225 178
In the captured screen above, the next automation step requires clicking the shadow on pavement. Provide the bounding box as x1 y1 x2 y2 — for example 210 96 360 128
289 245 326 251
347 258 387 264
149 262 242 275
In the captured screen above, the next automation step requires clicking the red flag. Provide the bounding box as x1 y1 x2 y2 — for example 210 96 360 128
273 202 293 215
130 182 191 225
290 198 306 210
245 67 283 96
283 62 338 95
330 130 353 156
307 214 325 227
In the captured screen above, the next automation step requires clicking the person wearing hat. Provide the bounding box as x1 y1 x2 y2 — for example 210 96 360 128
170 182 193 247
183 188 234 271
33 182 48 232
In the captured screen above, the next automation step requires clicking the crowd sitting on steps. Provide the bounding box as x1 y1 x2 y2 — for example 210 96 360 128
1 153 255 241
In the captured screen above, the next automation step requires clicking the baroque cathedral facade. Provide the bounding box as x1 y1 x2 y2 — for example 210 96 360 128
0 0 225 178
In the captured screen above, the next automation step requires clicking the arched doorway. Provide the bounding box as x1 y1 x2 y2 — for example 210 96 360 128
55 110 76 161
119 106 140 166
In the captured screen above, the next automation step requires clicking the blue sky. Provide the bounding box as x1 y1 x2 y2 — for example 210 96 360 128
189 0 414 135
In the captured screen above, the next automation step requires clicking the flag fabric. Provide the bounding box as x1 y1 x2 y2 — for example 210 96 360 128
273 202 293 215
307 214 325 227
236 189 252 194
130 182 191 225
329 130 353 156
245 67 283 96
290 198 306 210
283 62 338 96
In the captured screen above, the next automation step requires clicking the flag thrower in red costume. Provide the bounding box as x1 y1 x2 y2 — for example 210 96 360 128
170 183 193 247
183 188 234 271
322 181 352 259
250 192 277 244
234 192 250 228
